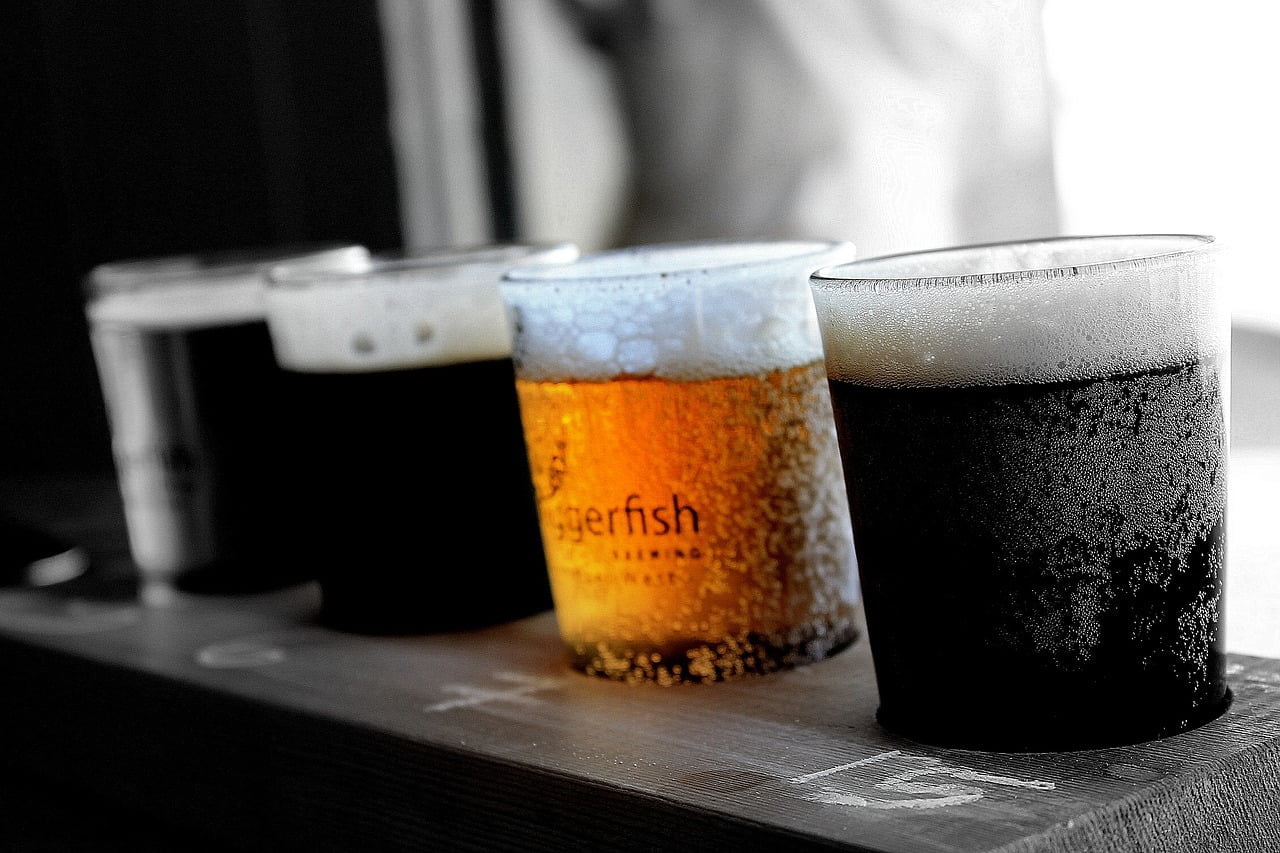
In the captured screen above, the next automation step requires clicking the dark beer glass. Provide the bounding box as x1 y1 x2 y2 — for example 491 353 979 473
263 243 578 634
86 245 370 603
809 235 1229 750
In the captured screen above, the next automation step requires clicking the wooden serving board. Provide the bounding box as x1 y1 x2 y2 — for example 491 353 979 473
1 475 1277 852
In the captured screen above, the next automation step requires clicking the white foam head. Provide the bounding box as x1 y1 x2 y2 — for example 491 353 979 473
809 235 1221 388
499 240 857 382
264 243 580 372
85 245 371 330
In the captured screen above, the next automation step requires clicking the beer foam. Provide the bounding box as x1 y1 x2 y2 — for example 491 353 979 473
500 240 856 382
810 235 1222 387
86 246 371 330
265 244 579 372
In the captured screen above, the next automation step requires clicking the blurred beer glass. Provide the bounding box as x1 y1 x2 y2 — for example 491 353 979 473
810 235 1229 750
86 244 370 604
263 242 578 635
499 240 861 684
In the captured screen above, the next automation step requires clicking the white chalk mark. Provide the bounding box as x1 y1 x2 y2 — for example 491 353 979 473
935 767 1056 790
789 751 903 784
809 788 983 809
196 640 288 669
424 671 571 713
790 752 1054 810
809 791 871 807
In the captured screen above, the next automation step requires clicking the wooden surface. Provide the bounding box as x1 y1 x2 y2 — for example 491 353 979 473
2 477 1280 852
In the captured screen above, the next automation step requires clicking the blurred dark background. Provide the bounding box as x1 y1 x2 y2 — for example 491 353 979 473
2 0 1073 483
2 1 403 478
5 0 1271 477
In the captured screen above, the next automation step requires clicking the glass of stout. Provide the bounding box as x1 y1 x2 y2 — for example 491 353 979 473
810 234 1229 751
85 245 371 603
263 243 578 635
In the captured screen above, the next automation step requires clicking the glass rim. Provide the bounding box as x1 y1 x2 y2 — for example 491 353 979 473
266 242 577 288
501 238 855 285
810 234 1215 290
85 243 365 294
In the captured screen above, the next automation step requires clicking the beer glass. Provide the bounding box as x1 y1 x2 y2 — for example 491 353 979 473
86 244 370 603
809 235 1229 750
263 242 579 635
499 240 861 684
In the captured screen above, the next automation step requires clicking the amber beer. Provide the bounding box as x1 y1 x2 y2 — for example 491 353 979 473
502 240 861 684
810 235 1229 750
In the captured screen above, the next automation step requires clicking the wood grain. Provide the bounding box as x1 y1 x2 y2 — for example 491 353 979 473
1 578 1279 852
1 475 1278 851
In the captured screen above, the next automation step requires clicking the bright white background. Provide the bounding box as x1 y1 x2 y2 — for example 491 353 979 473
1045 1 1280 657
1044 0 1280 331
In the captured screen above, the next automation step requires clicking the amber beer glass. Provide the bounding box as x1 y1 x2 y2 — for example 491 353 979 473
264 243 578 634
810 235 1229 750
85 245 370 602
500 240 861 683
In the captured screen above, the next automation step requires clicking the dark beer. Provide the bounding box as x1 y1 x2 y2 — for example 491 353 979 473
87 246 369 598
283 357 552 634
810 234 1227 750
147 319 320 593
828 358 1227 750
265 244 577 634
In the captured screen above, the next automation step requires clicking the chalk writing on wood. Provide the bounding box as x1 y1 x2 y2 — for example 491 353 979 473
789 750 1055 809
424 671 572 713
196 639 288 669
